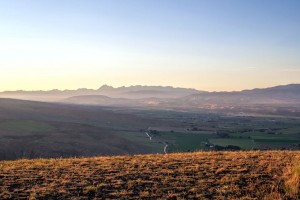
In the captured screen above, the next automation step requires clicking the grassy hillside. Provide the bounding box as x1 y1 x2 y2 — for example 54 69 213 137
1 151 300 199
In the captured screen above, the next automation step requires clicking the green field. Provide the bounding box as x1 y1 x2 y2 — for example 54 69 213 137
0 120 55 132
209 138 256 150
228 131 300 149
157 131 214 152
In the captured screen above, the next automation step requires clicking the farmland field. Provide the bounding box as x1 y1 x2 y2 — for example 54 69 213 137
1 99 300 159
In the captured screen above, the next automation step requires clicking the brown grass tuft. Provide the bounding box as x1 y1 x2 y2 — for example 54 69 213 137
284 161 300 198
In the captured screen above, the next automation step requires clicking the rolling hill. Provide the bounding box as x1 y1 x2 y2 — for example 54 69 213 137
62 84 300 117
179 84 300 106
2 84 300 110
0 98 166 160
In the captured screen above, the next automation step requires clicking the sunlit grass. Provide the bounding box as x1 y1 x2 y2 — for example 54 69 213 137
0 151 299 199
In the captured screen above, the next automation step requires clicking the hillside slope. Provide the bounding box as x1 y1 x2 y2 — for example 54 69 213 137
1 151 299 199
0 98 164 160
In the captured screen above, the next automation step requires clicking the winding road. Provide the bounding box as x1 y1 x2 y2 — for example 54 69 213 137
145 129 168 154
145 132 152 140
164 143 168 154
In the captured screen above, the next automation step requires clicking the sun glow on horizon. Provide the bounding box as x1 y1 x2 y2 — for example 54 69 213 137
1 0 299 92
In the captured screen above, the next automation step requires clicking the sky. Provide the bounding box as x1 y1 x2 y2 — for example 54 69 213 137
0 0 300 92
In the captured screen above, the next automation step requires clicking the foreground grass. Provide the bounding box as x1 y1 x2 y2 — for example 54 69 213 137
0 151 300 199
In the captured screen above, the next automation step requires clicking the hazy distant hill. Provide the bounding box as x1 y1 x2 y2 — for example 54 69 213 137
0 89 99 102
178 84 300 106
1 84 300 110
0 85 201 101
64 95 134 106
64 95 173 108
97 85 202 99
63 84 300 111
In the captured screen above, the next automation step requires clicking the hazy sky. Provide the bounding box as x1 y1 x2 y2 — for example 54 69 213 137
0 0 300 92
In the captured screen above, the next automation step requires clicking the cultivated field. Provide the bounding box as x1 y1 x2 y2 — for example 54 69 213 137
1 151 299 199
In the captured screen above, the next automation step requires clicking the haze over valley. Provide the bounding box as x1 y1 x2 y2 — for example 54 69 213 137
1 84 300 115
1 0 300 199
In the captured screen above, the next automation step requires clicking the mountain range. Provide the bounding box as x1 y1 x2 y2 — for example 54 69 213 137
0 85 201 101
1 84 300 110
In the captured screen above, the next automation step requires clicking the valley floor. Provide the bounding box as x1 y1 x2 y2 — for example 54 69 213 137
1 151 300 199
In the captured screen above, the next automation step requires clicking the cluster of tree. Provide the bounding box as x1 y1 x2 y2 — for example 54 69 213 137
187 127 199 131
149 130 159 134
214 145 241 151
216 131 230 138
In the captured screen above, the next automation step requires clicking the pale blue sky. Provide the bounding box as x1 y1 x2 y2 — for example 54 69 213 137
0 0 299 91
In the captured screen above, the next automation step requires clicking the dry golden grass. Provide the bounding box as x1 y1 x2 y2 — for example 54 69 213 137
0 151 300 199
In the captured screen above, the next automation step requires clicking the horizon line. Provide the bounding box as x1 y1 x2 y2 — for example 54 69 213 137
0 83 299 93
